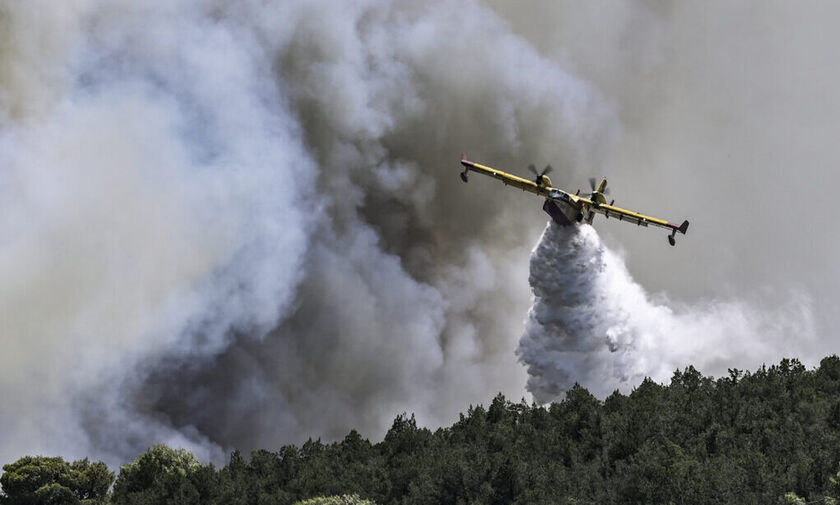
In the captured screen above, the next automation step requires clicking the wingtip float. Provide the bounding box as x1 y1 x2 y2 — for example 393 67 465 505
459 154 689 246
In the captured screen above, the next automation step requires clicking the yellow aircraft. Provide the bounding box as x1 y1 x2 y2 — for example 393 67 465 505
459 155 689 246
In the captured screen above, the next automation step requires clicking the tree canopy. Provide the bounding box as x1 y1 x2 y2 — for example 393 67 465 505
110 445 216 505
4 356 840 504
0 456 112 505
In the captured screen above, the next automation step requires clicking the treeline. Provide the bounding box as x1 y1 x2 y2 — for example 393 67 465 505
4 357 840 504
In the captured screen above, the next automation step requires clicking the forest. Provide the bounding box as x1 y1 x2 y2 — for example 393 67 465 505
3 357 840 505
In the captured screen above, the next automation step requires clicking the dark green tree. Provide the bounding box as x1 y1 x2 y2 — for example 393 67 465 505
111 446 216 505
0 456 112 505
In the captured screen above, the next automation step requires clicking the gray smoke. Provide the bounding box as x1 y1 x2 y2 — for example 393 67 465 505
518 223 816 402
0 0 835 469
0 0 612 466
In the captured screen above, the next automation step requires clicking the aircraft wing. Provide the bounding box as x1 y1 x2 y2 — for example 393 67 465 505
459 157 551 197
590 201 689 235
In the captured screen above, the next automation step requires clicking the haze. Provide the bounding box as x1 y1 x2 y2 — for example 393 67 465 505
0 0 835 466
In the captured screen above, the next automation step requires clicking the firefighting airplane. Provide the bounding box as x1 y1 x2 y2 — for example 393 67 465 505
459 155 689 246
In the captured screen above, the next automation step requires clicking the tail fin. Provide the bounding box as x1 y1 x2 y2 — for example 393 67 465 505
596 178 608 193
678 220 689 234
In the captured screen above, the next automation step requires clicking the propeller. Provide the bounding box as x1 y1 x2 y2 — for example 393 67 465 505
528 164 553 185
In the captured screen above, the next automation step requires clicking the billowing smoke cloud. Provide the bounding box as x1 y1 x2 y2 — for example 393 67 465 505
0 0 612 466
518 223 816 402
0 0 833 469
0 0 320 463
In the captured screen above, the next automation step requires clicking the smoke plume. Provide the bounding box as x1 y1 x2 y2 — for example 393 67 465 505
0 0 833 468
0 0 612 466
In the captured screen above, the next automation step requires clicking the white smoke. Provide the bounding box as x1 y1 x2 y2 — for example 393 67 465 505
0 0 318 463
0 0 613 466
518 223 817 402
1 0 832 469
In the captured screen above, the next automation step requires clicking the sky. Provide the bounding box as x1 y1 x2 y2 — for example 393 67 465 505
492 1 840 309
0 0 837 466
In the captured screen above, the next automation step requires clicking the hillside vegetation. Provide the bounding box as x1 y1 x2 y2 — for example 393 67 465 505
4 357 840 504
